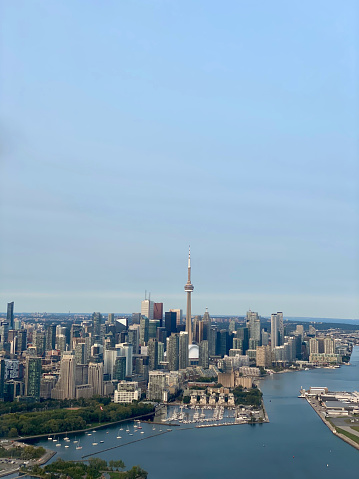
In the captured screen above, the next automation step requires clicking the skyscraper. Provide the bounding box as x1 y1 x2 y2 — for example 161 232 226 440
153 303 163 325
148 338 159 371
7 302 14 330
141 299 154 320
33 330 46 357
167 333 179 371
140 316 149 345
184 247 194 345
179 331 189 369
25 357 42 401
277 312 284 345
51 352 76 399
45 324 56 351
88 361 104 396
169 309 183 327
165 311 177 337
92 312 103 340
199 340 209 368
271 314 279 350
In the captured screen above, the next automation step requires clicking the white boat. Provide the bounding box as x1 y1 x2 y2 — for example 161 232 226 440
48 437 52 441
76 440 82 450
100 440 104 443
56 443 61 447
92 442 98 446
64 445 69 448
140 431 144 434
53 438 58 442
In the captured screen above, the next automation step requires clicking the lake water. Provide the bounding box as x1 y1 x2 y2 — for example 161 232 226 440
33 347 359 478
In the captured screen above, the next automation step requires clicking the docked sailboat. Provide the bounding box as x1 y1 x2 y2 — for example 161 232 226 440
76 440 82 450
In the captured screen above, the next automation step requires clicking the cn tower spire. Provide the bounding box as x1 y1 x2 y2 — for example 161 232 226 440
184 245 194 345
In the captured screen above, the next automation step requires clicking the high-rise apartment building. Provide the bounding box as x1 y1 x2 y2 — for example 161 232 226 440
116 343 133 376
236 327 249 353
88 361 104 396
45 324 56 351
75 341 87 365
179 331 189 369
167 333 179 371
140 317 149 345
256 345 272 368
7 302 14 330
149 320 160 339
25 357 42 401
92 312 103 340
113 356 126 380
51 352 76 400
324 337 335 354
148 338 159 371
16 330 27 354
277 312 284 345
199 340 209 368
127 325 140 354
33 330 46 357
271 314 279 350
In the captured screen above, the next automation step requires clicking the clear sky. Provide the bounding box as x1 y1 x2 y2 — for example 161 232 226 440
1 1 358 318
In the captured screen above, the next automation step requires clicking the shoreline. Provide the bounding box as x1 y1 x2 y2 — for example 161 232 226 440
304 396 359 451
15 410 155 443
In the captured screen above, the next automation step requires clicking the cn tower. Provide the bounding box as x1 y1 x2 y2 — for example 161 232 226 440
184 246 194 345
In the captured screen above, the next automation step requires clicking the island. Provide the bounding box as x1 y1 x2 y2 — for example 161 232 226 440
300 387 359 450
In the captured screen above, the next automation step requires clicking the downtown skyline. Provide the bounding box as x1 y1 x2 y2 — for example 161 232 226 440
1 1 358 319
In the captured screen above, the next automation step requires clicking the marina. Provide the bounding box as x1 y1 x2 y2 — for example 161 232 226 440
23 347 359 479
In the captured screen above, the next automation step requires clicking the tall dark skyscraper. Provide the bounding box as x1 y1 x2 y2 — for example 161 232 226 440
25 357 42 401
165 311 177 337
46 324 56 351
92 312 103 340
153 302 163 326
148 338 159 371
167 333 179 371
7 302 14 330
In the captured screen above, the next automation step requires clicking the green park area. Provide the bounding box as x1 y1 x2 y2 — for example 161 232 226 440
335 427 359 446
0 398 154 438
232 386 263 407
0 445 46 460
21 457 147 479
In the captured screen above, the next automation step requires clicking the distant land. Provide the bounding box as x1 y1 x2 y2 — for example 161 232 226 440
285 317 359 326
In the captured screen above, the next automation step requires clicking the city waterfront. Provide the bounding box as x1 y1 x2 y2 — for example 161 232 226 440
29 347 359 478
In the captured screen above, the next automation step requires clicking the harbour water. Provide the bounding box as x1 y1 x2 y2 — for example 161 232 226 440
32 347 359 478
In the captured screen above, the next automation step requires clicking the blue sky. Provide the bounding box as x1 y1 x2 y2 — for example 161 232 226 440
1 1 358 318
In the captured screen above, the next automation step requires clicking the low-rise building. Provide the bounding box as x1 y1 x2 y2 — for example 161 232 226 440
114 381 141 403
